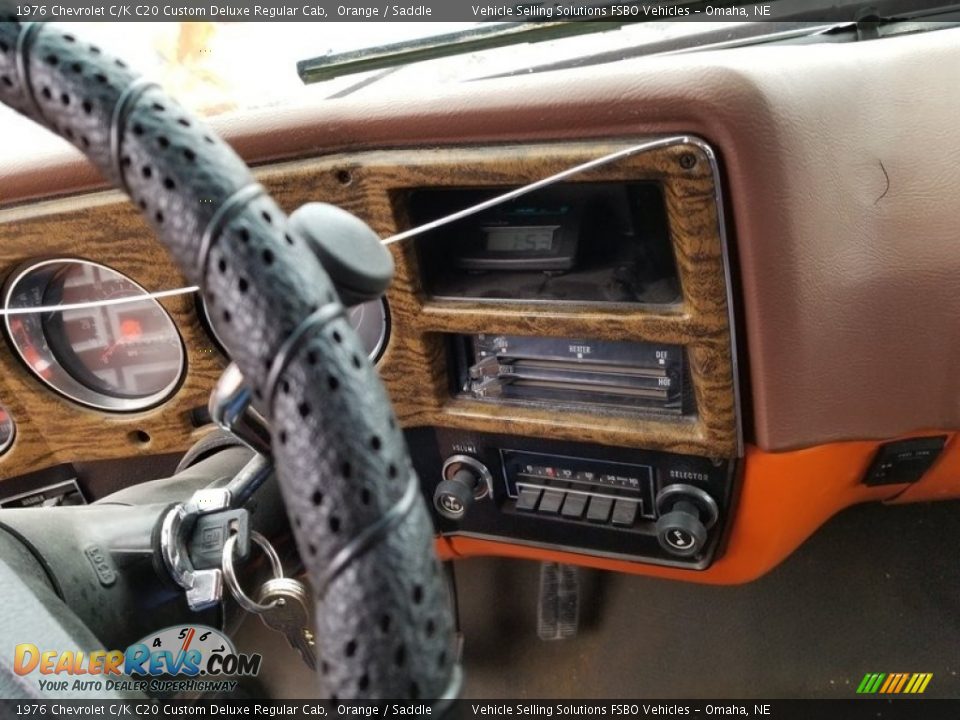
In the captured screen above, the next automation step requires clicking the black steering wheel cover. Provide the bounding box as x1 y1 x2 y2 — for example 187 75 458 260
0 18 457 700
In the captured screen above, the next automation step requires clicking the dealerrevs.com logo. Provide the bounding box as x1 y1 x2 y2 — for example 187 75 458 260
13 625 262 694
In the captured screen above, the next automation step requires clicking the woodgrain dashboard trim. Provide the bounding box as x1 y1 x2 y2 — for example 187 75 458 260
0 138 738 480
4 27 960 453
0 193 222 479
255 138 739 459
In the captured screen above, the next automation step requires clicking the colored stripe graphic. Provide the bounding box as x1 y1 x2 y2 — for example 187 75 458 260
879 674 896 693
857 673 932 694
856 673 885 694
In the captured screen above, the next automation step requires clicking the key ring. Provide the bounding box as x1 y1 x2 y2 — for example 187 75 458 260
222 531 284 614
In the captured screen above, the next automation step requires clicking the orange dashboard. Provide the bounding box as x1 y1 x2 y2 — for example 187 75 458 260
440 432 960 584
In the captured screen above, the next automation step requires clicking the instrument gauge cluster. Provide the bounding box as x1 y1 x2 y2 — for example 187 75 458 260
2 259 186 413
1 256 394 417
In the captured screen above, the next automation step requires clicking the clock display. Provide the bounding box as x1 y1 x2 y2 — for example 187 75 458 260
484 226 557 253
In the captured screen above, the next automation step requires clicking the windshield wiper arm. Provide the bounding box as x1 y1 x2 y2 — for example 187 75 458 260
296 0 764 84
298 21 629 84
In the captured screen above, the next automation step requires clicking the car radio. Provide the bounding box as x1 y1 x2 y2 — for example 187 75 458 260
407 428 734 569
501 449 656 525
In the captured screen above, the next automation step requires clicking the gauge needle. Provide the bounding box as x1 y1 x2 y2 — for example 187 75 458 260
101 319 143 363
180 628 195 653
100 339 127 363
173 627 196 673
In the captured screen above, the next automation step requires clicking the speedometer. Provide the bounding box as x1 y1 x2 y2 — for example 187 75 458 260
2 259 186 412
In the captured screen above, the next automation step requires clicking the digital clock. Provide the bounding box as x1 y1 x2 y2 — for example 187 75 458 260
453 201 582 271
485 226 557 253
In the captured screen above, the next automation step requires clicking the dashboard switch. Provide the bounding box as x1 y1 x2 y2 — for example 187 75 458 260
863 436 947 486
538 489 566 514
586 496 613 523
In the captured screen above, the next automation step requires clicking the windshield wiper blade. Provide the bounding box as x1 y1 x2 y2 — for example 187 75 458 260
298 0 960 85
296 1 761 84
298 22 628 84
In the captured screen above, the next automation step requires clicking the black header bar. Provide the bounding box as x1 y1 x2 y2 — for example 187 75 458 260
6 0 959 22
0 699 956 719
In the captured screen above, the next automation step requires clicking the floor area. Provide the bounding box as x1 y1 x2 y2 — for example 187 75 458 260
456 500 960 698
244 499 960 698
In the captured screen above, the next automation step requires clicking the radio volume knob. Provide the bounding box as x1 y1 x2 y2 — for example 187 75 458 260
434 455 494 522
434 469 478 520
654 484 719 558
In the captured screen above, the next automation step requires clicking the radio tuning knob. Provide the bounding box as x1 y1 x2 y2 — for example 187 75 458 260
654 484 719 558
433 455 493 522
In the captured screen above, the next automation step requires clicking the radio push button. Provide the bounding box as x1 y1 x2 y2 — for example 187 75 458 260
611 499 639 527
560 493 588 518
538 489 566 514
516 486 543 512
585 495 613 523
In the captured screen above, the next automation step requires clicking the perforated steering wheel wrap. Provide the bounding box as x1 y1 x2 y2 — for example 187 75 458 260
0 18 459 701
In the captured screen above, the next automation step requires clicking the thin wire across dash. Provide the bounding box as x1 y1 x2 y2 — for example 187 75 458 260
382 136 692 245
0 286 200 317
0 136 693 318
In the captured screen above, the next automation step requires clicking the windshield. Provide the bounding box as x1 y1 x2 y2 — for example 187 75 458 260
0 21 746 154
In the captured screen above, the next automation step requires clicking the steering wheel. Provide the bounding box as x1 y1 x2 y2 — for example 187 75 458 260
0 20 459 700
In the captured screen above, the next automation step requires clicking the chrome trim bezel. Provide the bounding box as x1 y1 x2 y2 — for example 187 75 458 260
684 136 744 458
0 403 14 456
0 478 85 508
442 453 494 500
2 258 187 413
350 295 391 365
